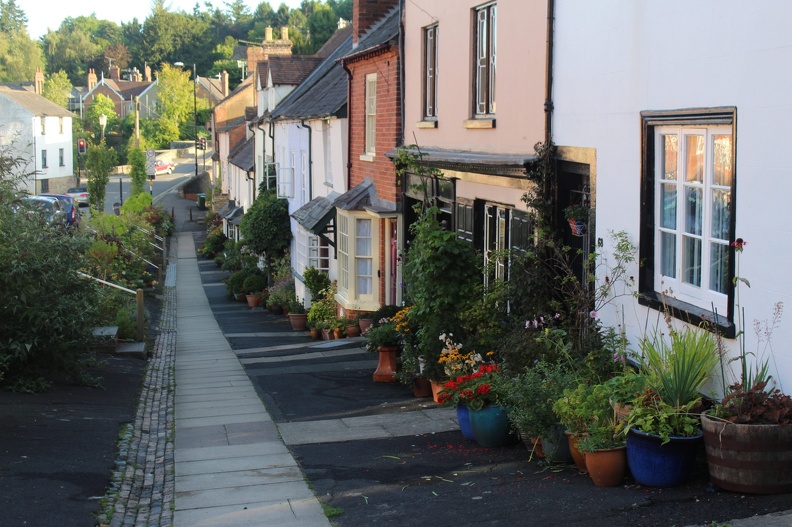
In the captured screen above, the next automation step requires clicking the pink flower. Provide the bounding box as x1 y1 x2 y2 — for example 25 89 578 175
731 238 747 252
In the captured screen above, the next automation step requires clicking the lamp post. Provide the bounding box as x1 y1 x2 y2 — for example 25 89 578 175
98 113 107 141
174 62 198 180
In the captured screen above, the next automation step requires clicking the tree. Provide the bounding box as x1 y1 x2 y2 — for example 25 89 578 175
85 94 118 141
239 189 292 272
0 0 27 33
127 148 147 196
85 142 118 211
306 5 337 53
42 70 72 109
0 29 43 82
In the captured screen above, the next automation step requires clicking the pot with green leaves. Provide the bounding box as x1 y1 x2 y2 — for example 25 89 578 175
365 320 401 382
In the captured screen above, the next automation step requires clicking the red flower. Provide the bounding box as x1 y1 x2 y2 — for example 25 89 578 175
475 384 491 396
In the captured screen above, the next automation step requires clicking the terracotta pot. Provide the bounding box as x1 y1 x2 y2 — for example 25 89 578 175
345 325 361 337
246 294 260 308
333 327 343 339
373 346 399 382
358 318 374 333
288 313 307 331
321 328 331 340
585 446 627 487
430 379 445 404
565 431 588 473
412 377 432 398
310 328 321 341
520 433 546 459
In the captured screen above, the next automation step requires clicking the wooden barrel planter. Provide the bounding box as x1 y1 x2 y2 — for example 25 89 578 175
701 412 792 494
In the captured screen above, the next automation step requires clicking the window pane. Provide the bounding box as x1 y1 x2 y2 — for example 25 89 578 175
710 188 731 241
357 237 371 256
356 259 372 294
684 186 702 236
712 135 733 187
683 235 702 287
685 135 704 183
709 241 728 294
661 232 676 278
661 183 677 229
662 135 678 180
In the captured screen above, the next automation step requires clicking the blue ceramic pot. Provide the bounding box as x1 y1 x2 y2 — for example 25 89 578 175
626 428 702 487
456 405 476 441
468 405 514 447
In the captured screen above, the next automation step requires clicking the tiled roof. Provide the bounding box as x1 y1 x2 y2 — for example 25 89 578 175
218 115 247 133
102 79 153 99
270 27 353 121
315 25 353 57
0 89 74 117
268 56 324 86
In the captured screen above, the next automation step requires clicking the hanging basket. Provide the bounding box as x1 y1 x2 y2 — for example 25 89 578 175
568 218 588 237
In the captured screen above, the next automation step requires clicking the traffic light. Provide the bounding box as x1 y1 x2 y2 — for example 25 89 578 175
199 138 206 150
77 138 87 154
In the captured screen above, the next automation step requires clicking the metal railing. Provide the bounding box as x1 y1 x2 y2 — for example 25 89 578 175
77 272 146 342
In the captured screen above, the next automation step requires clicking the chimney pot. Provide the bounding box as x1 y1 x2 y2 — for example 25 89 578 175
265 27 273 41
280 26 288 40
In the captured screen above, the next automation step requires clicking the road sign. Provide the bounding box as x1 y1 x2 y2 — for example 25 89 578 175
146 149 155 158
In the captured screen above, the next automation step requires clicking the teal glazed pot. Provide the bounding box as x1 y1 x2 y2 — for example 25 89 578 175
468 405 514 447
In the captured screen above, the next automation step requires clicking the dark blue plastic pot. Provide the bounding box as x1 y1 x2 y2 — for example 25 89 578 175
626 428 702 487
468 405 514 447
456 405 476 441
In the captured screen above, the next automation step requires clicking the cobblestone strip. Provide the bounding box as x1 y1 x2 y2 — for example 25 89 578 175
97 247 178 527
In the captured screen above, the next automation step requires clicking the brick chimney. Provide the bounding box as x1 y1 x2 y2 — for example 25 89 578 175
88 68 97 91
221 70 229 98
265 27 273 41
144 64 152 82
249 26 293 74
280 26 288 40
34 67 44 95
353 0 398 47
110 65 121 81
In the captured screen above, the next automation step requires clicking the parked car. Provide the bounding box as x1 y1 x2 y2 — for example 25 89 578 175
154 160 176 175
40 194 80 227
13 195 65 226
66 186 89 207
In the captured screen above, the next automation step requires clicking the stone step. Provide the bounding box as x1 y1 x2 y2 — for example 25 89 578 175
116 341 147 359
92 326 119 352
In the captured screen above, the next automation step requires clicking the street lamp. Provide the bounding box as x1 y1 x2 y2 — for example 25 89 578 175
98 113 107 141
174 62 199 180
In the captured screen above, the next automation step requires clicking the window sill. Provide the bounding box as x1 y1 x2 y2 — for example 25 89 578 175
463 118 495 129
416 120 438 129
637 290 735 338
359 153 376 162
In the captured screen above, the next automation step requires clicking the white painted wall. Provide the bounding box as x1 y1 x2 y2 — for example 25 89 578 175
552 0 792 393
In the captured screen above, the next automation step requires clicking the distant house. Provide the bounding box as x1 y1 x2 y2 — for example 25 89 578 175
0 87 76 194
82 65 159 120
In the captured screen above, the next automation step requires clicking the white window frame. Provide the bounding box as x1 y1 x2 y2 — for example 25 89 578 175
300 150 308 204
277 150 295 198
336 210 379 309
474 3 496 116
364 73 377 157
653 124 732 315
424 24 439 119
324 121 333 185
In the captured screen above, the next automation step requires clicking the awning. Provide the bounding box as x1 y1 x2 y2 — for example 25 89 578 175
291 193 339 233
215 200 234 217
385 146 537 177
224 206 243 224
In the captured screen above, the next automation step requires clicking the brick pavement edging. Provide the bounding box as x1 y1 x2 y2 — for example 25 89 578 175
96 248 178 527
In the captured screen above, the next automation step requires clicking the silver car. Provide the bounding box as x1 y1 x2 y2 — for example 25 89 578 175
66 186 89 207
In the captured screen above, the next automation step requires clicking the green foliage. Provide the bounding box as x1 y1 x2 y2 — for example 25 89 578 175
226 269 252 295
200 227 227 259
0 28 44 82
127 148 147 196
119 191 152 215
625 390 701 444
303 266 330 299
42 70 73 109
239 189 291 267
307 282 337 330
86 94 119 140
364 321 400 352
242 274 267 295
85 142 118 211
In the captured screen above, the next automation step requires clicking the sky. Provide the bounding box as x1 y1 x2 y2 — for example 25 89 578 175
21 0 304 40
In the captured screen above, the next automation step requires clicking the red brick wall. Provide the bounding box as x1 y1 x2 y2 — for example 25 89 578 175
353 0 399 44
347 48 401 203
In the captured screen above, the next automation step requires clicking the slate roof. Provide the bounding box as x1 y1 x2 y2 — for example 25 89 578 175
99 78 154 100
342 6 399 61
0 89 75 117
218 115 247 133
269 26 353 121
229 136 255 172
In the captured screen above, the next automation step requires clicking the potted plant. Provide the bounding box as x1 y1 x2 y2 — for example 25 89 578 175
242 274 267 309
564 202 589 236
303 266 331 302
286 296 307 331
553 382 600 472
700 238 792 493
364 319 400 382
307 283 337 339
574 407 628 487
226 269 251 301
623 325 719 487
342 315 360 337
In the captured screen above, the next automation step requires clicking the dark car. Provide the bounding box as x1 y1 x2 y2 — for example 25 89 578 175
40 194 80 227
13 195 66 226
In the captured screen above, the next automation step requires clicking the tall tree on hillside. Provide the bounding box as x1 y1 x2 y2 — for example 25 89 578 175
0 0 26 33
328 0 352 21
121 19 144 66
307 5 336 52
224 0 253 39
42 21 102 85
156 63 194 126
42 70 72 109
0 29 43 82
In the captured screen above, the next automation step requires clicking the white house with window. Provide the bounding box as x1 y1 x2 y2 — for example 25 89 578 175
268 27 353 304
551 0 792 392
0 89 75 194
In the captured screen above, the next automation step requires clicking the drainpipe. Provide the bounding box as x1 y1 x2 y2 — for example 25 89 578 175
544 0 555 147
398 0 405 148
341 59 352 186
300 119 313 201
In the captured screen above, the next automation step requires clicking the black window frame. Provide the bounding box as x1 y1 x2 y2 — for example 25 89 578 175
638 107 737 337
